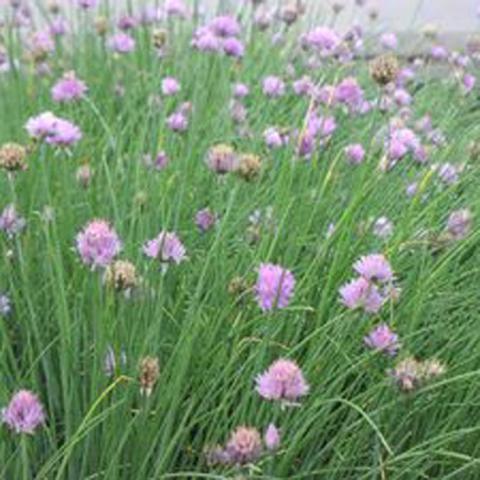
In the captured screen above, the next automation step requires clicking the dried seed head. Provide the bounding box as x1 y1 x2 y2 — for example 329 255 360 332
95 16 108 36
104 260 138 292
153 29 167 49
228 276 249 297
76 164 93 188
0 143 27 172
139 356 160 397
47 0 60 14
370 54 399 86
237 153 261 181
205 144 239 174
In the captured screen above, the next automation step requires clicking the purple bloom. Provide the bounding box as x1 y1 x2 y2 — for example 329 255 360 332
463 73 476 94
233 83 249 98
77 0 97 9
335 77 364 110
31 30 55 55
380 32 398 50
339 277 384 313
192 31 222 52
345 144 365 164
437 163 459 185
302 27 340 56
152 151 169 171
205 144 239 174
0 204 26 238
354 254 393 283
52 71 87 103
209 15 240 38
46 119 82 147
161 77 181 96
447 209 472 240
255 263 295 311
50 17 68 37
431 45 448 61
143 231 187 264
2 390 45 434
264 127 287 149
117 14 137 31
25 112 82 147
76 219 122 268
25 112 58 139
224 426 262 465
364 323 400 356
293 76 314 96
264 423 280 450
166 112 188 132
165 0 188 18
256 358 309 402
108 33 136 54
263 76 285 98
195 208 216 232
223 37 245 58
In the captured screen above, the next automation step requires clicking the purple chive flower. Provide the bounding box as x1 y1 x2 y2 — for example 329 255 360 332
255 263 295 312
117 14 137 31
293 76 314 96
143 231 187 264
335 77 364 110
46 119 82 147
192 30 222 52
345 144 365 164
431 45 448 61
262 76 285 98
224 426 262 465
108 33 135 53
364 323 400 356
77 0 97 9
2 390 45 434
151 151 169 171
447 209 472 240
166 112 188 132
463 74 476 93
264 423 280 450
209 15 240 38
0 204 26 238
50 17 68 37
339 277 384 313
233 83 249 98
161 77 181 96
264 127 286 149
25 111 58 139
437 163 459 185
302 27 340 56
25 112 82 147
165 0 188 18
380 32 398 50
31 30 55 55
354 254 393 283
195 208 216 232
76 219 122 268
0 293 11 316
393 88 412 107
373 216 394 239
223 37 245 58
256 358 309 402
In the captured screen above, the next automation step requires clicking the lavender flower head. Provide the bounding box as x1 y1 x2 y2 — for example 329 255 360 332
161 77 181 96
225 426 262 464
364 323 400 356
51 71 87 103
339 277 384 313
372 216 394 239
263 76 285 98
25 112 82 147
256 358 309 403
76 219 122 269
195 208 216 232
77 0 97 9
354 254 393 283
446 209 472 240
2 390 45 434
264 423 280 451
255 263 295 311
209 15 240 38
108 33 136 53
0 204 26 238
143 231 187 264
345 144 365 165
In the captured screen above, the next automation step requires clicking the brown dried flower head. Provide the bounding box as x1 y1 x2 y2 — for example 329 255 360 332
0 143 28 172
139 356 160 397
104 260 138 292
238 153 261 181
370 54 399 86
